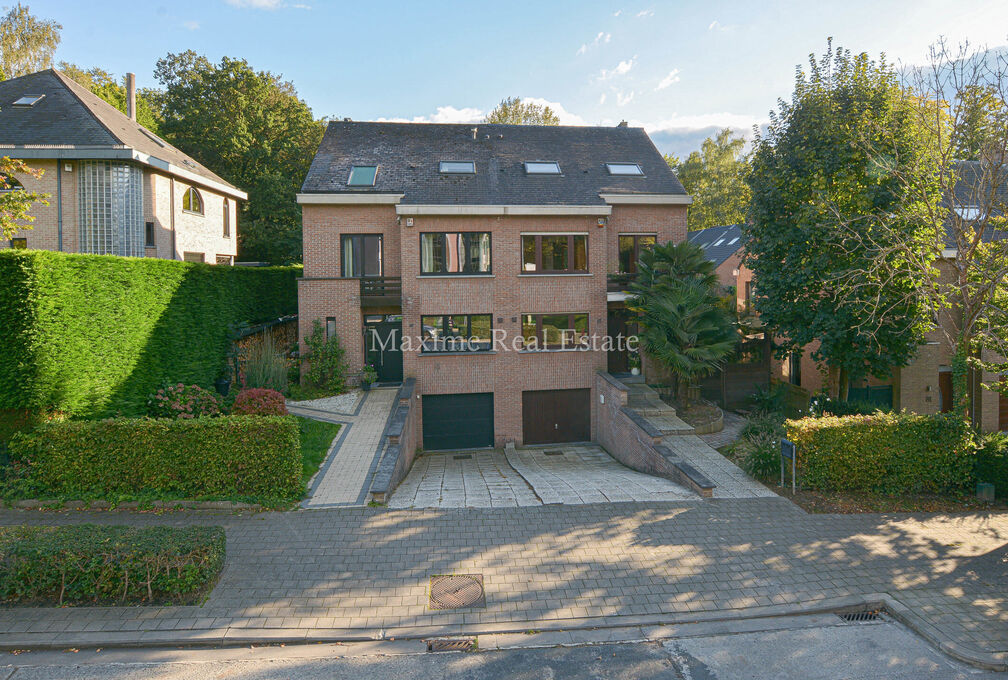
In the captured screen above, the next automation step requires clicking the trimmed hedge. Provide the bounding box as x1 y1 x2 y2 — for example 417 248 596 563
976 432 1008 499
784 412 975 494
0 250 299 417
7 416 301 499
0 525 224 606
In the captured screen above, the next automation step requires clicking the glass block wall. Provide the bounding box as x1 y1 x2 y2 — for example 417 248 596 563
78 161 144 256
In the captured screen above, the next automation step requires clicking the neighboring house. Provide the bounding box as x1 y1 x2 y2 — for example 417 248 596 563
0 69 246 263
688 224 743 289
298 120 690 449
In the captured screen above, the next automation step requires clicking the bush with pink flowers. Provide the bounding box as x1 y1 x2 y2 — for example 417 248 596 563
147 384 223 419
231 388 287 416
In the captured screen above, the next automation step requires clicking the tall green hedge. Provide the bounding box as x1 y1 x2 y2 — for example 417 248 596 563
0 251 299 417
8 415 302 499
785 412 975 494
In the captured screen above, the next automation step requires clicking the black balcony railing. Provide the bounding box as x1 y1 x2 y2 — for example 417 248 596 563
360 276 402 307
607 273 636 293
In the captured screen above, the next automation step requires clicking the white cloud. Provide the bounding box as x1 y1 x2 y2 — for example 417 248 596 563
182 20 200 30
656 68 680 90
599 93 607 105
522 97 587 125
613 9 622 16
707 20 734 32
616 90 635 106
576 31 611 56
377 105 484 125
708 20 720 30
628 112 766 134
599 55 636 80
224 0 309 8
637 9 654 17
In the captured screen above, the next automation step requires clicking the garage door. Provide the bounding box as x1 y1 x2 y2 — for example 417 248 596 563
422 393 494 450
522 389 591 445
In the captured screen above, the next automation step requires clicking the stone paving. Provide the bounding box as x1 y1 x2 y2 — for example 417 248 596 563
289 387 398 508
388 445 695 508
0 501 1006 665
662 433 777 499
698 410 748 449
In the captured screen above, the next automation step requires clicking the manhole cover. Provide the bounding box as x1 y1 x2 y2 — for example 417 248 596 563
840 609 883 623
453 454 472 460
427 637 476 652
430 574 485 610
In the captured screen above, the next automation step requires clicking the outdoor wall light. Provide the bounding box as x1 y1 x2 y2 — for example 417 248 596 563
597 217 607 227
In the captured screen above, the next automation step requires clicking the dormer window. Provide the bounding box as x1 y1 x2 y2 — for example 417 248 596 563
12 94 44 107
348 165 378 186
524 161 561 175
606 163 644 176
439 161 475 174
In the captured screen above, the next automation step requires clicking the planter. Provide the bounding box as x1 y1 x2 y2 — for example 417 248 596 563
630 367 640 376
214 377 231 397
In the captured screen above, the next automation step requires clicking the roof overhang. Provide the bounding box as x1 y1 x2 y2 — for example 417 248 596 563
297 192 405 205
0 145 248 201
395 204 612 216
599 192 692 205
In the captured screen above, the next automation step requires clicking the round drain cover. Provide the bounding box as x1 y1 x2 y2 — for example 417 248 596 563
430 574 485 610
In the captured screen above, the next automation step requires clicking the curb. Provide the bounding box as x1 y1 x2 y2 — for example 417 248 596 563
1 593 1002 670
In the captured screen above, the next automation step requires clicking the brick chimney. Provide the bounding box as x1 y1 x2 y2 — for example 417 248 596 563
126 73 136 121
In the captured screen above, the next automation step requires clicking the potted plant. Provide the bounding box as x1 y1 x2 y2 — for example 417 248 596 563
361 364 378 390
628 350 641 376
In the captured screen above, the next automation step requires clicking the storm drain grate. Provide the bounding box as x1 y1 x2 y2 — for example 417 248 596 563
453 454 473 460
543 450 564 456
840 609 883 623
427 637 476 652
429 574 485 610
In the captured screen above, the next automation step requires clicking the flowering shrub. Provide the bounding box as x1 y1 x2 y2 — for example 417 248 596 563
147 384 223 419
231 388 287 416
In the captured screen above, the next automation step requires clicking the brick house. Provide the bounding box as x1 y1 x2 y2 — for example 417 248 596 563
688 224 743 289
298 121 690 449
0 69 246 263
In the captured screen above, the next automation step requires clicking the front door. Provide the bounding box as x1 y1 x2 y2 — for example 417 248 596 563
522 389 591 445
607 307 638 374
364 315 403 383
939 370 953 413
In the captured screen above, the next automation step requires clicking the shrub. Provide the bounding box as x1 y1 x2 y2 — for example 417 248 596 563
742 433 781 481
304 319 346 392
0 250 300 417
808 394 890 417
784 412 975 494
750 383 787 414
741 413 784 441
147 383 224 419
232 388 288 416
8 416 301 499
975 432 1008 498
0 525 224 606
240 333 289 392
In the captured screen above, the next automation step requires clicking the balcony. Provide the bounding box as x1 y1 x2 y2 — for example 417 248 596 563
607 273 635 293
360 276 402 307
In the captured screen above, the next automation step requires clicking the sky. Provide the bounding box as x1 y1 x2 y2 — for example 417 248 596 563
25 0 1008 157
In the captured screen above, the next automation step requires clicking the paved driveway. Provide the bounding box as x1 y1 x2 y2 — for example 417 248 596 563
388 445 696 508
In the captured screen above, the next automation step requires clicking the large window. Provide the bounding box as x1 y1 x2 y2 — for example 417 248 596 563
521 313 589 350
78 161 144 257
618 234 656 274
421 314 493 353
421 232 491 274
341 234 383 277
182 187 203 215
522 234 588 274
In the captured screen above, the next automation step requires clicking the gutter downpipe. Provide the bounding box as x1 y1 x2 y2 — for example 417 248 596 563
170 177 177 259
56 162 63 251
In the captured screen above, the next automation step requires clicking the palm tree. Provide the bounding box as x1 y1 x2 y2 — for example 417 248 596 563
629 241 736 401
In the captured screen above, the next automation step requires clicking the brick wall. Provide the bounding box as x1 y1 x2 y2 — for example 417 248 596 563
2 159 60 251
166 176 238 263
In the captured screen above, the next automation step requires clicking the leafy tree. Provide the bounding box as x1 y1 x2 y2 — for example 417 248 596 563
951 84 1008 161
483 96 560 125
667 128 751 230
1 157 48 239
154 51 325 264
58 63 164 133
0 3 60 79
629 240 736 401
745 40 940 400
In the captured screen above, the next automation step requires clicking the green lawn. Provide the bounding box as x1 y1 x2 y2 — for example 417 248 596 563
296 416 341 487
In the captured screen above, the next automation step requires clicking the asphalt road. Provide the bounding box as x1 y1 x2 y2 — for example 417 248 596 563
1 617 1004 679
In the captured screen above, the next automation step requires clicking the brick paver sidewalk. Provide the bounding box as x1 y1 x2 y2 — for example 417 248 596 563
0 500 1005 664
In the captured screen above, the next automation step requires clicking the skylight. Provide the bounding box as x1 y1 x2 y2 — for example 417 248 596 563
439 161 475 174
12 94 44 107
713 239 725 246
524 161 561 175
606 163 644 176
348 165 378 186
728 237 740 245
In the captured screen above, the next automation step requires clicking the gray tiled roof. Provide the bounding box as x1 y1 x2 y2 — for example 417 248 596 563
301 121 687 205
688 224 743 266
946 160 1008 246
0 69 243 196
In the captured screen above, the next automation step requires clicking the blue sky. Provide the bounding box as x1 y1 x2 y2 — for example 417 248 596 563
27 0 1008 157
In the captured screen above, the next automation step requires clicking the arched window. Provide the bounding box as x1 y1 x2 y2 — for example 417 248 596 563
182 187 204 215
223 199 230 237
0 175 24 193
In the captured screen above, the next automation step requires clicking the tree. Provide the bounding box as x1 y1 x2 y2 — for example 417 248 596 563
483 96 560 125
58 63 164 133
154 51 325 264
745 40 940 400
629 240 737 401
0 3 61 79
1 157 48 239
667 128 751 230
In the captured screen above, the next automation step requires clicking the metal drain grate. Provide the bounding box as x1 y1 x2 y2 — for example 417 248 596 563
430 574 485 610
543 450 564 456
840 609 883 623
427 637 476 652
453 454 472 460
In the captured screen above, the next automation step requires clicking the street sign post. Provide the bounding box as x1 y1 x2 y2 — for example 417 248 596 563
780 438 796 494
